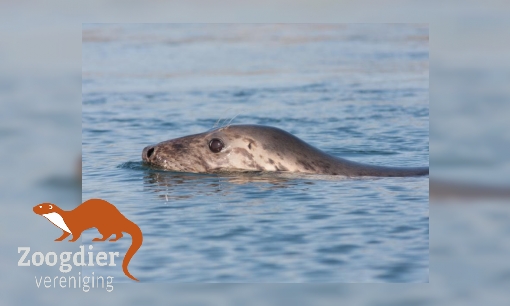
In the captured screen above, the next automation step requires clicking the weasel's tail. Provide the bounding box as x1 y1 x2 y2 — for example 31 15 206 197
123 220 143 281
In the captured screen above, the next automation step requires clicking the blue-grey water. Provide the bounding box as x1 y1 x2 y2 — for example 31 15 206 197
82 24 428 283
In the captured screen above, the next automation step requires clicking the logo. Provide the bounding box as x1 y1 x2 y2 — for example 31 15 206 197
31 198 143 282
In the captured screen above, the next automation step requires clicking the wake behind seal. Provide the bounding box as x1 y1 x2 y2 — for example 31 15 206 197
142 124 428 177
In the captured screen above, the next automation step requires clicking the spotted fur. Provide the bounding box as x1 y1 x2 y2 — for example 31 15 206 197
142 125 429 177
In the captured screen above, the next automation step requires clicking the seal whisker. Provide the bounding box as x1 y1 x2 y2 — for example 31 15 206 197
226 112 242 128
219 118 229 127
211 117 223 130
211 108 234 130
218 107 232 127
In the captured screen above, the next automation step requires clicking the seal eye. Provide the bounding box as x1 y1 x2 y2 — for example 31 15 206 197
208 138 224 153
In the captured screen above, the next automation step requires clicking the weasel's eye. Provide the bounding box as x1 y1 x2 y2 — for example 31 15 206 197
39 206 42 208
49 205 53 209
208 138 224 153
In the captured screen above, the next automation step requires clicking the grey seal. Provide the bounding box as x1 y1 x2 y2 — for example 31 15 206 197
142 125 428 177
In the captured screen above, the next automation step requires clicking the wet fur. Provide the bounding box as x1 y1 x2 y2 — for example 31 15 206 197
142 125 428 177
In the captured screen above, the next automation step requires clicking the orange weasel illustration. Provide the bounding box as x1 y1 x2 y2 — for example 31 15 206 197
33 198 143 281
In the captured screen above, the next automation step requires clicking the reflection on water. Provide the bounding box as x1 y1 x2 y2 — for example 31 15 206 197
430 179 510 200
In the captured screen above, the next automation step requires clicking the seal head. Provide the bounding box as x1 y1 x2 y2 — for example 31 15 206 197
142 125 296 173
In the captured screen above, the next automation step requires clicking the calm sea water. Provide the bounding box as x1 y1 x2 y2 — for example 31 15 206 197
82 24 428 283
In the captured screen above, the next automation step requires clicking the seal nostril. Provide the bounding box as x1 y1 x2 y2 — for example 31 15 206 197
147 148 154 159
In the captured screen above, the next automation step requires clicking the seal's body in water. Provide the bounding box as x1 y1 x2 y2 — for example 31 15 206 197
142 125 428 177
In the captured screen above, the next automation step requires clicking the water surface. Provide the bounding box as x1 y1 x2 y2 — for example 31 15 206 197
82 24 428 282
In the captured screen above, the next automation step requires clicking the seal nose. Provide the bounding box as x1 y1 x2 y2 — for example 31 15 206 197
142 145 156 162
